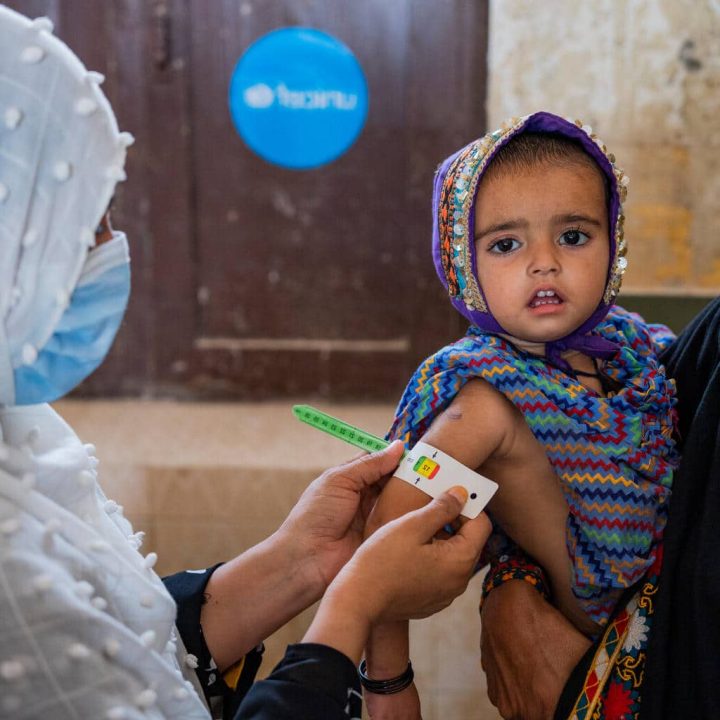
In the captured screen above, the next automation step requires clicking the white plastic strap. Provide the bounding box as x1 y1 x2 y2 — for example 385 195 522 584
394 441 498 518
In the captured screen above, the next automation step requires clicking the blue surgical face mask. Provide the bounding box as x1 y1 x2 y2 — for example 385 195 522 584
12 233 131 405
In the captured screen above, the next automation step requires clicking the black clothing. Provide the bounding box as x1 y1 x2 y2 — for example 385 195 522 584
235 644 362 720
164 566 264 720
642 296 720 718
165 568 362 720
555 297 720 719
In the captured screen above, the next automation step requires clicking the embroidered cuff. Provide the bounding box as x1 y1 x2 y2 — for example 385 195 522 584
481 552 551 607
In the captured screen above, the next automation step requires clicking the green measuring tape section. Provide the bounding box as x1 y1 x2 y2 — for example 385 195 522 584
292 404 393 455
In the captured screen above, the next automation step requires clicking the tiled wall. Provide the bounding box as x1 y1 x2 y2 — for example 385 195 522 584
489 0 720 295
54 400 502 720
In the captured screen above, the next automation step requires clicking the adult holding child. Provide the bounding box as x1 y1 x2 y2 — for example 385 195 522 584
418 113 720 720
481 292 720 720
0 6 491 719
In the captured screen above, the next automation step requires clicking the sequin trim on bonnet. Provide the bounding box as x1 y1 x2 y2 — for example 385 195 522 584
431 111 630 369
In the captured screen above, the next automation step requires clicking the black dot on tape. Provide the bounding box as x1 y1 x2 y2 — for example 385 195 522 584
470 492 477 500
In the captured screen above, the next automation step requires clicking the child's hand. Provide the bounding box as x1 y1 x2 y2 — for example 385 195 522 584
365 682 422 720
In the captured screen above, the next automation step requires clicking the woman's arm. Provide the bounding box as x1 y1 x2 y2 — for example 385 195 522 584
199 442 406 671
235 488 491 720
480 580 591 720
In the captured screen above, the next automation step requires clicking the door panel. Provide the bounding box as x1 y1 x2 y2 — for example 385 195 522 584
2 0 488 399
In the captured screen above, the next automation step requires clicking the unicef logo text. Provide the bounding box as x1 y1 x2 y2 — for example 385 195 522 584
229 28 368 169
243 83 275 108
243 83 359 111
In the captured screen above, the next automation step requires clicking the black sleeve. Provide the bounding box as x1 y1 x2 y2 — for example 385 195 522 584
659 296 720 440
643 296 720 719
163 566 264 720
234 643 362 720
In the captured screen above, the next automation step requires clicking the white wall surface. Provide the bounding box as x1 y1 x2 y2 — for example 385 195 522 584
488 0 720 293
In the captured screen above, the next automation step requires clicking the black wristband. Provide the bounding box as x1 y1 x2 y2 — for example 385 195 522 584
358 659 414 695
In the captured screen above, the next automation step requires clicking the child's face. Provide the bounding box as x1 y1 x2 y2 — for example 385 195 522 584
473 160 610 344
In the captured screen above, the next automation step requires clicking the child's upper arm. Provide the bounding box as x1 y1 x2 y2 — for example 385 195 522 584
366 379 514 533
423 378 514 469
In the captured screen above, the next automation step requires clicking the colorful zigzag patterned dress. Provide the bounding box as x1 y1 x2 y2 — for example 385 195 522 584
388 306 680 628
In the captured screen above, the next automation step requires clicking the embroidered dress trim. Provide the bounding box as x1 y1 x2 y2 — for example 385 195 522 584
568 549 662 720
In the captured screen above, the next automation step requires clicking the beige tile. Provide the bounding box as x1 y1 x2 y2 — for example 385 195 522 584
152 519 251 576
147 467 220 520
409 573 492 716
54 400 395 471
147 467 315 528
147 466 321 574
425 688 502 720
98 464 152 516
433 578 484 691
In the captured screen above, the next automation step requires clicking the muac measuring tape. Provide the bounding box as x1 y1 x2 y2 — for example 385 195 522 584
292 405 497 518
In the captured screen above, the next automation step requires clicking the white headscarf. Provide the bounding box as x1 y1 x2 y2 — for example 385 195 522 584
0 8 211 717
0 5 131 396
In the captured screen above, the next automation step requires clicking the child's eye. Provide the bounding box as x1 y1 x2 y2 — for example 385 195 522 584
559 229 590 246
488 238 521 254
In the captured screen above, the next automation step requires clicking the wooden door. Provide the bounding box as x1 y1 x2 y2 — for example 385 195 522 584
3 0 489 400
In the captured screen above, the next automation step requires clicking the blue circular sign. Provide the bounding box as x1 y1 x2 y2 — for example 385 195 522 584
228 28 368 170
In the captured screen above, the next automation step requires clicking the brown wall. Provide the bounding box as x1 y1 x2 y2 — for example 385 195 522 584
6 0 489 400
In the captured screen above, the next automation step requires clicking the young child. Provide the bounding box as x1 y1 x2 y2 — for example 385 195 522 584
361 111 680 716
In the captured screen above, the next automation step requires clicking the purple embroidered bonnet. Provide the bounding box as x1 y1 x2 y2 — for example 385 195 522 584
432 111 630 367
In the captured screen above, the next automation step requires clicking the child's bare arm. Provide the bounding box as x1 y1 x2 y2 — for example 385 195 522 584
363 381 512 713
369 378 514 521
367 379 514 535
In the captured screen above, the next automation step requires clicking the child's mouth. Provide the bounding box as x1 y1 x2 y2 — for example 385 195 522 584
529 289 563 309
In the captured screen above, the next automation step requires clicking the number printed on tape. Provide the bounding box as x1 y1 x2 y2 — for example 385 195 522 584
394 441 498 518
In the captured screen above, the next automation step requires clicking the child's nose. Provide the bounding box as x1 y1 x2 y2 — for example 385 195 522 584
528 240 560 275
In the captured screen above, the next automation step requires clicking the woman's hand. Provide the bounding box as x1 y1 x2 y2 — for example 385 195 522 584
201 442 405 669
276 440 407 596
336 487 491 624
304 487 492 663
480 580 592 720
